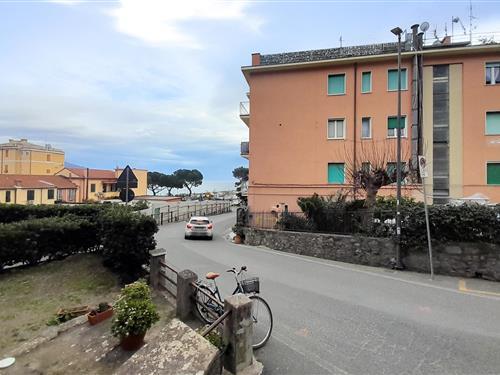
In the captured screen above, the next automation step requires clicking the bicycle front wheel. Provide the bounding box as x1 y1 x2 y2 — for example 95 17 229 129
249 295 273 349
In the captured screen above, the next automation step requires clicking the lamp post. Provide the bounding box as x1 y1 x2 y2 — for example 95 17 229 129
391 26 404 270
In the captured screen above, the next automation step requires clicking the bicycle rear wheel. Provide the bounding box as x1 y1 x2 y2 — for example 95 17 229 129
195 285 222 324
249 295 273 349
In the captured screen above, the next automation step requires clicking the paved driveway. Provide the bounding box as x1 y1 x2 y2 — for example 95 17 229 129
156 212 500 375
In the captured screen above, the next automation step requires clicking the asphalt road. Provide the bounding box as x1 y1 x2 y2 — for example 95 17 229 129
156 211 500 375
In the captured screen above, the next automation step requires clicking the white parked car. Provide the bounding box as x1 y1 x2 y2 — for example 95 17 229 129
185 216 213 240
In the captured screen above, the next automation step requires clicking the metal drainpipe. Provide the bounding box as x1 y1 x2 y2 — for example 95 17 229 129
353 63 358 198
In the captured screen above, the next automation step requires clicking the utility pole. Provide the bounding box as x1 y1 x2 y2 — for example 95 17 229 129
391 26 404 270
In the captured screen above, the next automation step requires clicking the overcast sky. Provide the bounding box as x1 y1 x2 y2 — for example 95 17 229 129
1 0 499 191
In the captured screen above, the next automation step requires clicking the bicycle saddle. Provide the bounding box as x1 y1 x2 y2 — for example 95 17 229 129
206 272 220 280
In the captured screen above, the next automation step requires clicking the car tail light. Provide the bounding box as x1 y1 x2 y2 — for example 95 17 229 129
207 224 213 229
187 224 192 229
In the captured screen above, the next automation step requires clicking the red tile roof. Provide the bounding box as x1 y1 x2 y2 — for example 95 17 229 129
65 168 116 180
0 175 77 189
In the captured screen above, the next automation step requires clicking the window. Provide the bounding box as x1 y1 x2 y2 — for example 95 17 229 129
328 163 345 184
387 162 407 183
5 150 8 157
47 154 51 161
486 62 500 85
27 190 35 201
361 72 372 93
69 189 76 202
103 184 108 193
328 74 346 95
487 163 500 185
486 112 500 135
327 119 345 139
388 68 407 91
361 117 371 138
5 191 11 203
90 183 96 193
387 116 407 138
3 165 8 173
46 169 50 174
48 189 54 200
57 189 63 201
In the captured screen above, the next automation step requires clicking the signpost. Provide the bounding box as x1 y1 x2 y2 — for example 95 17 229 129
117 165 138 204
419 156 434 279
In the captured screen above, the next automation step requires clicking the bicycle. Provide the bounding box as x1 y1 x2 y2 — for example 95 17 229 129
194 266 273 349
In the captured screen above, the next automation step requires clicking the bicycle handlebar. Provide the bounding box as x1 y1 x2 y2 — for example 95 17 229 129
226 266 247 276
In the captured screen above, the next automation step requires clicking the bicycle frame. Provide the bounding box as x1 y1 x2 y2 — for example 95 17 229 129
205 267 247 303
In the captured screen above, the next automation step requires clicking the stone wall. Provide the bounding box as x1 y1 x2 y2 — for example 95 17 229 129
244 228 500 281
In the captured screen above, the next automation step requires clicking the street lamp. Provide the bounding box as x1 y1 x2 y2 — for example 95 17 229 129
391 26 404 270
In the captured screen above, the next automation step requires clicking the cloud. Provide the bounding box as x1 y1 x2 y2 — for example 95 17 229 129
109 0 262 48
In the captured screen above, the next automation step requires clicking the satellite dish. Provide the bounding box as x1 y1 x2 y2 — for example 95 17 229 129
420 22 430 32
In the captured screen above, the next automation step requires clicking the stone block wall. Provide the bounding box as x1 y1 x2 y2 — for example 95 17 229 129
244 228 500 281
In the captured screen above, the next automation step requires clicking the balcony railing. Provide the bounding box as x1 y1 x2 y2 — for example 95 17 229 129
240 141 249 158
240 101 250 116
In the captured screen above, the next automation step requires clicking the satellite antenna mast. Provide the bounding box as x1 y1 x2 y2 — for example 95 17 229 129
469 0 477 43
339 34 343 48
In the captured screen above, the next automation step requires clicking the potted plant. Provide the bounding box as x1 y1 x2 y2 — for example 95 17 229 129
111 280 159 351
232 224 245 244
88 302 113 325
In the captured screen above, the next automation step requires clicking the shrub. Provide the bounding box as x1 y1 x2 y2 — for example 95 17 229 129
99 206 158 282
0 216 99 269
0 205 158 281
111 280 159 338
276 213 315 231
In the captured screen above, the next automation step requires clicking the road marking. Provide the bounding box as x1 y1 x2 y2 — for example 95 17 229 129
458 279 500 297
236 244 500 301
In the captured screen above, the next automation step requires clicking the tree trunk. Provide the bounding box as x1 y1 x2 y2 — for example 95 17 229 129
361 187 378 232
186 185 192 196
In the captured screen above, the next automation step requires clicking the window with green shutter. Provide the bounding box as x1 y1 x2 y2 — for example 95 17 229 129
328 163 345 184
486 112 500 135
387 116 406 137
487 163 500 185
361 72 372 93
328 74 345 95
388 68 407 91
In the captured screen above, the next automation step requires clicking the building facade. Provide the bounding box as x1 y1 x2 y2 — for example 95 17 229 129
0 139 65 175
240 40 500 212
0 175 77 205
56 167 148 202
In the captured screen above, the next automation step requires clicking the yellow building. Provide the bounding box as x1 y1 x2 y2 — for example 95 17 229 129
0 139 65 175
56 167 148 202
0 175 77 205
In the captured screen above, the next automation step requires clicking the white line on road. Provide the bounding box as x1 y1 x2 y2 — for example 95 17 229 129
237 244 500 302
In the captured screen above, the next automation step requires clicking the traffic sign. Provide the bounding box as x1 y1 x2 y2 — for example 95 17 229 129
418 156 428 178
116 165 138 189
119 188 135 203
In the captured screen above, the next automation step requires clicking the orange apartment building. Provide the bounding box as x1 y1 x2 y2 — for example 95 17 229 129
240 34 500 212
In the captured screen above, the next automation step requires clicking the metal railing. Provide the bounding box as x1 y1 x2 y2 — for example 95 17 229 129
144 201 232 225
240 101 250 116
240 141 249 156
247 209 398 236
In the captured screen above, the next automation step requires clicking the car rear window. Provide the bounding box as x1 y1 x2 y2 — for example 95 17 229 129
190 219 210 225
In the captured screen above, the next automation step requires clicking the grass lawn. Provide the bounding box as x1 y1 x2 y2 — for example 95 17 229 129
0 253 121 355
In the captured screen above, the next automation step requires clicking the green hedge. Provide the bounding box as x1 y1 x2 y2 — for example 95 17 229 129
0 205 158 281
0 204 105 224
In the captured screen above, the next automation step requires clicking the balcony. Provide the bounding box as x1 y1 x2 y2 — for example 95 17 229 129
240 101 250 126
240 141 249 159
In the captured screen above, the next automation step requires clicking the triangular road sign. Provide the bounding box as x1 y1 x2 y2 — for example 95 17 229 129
116 165 138 189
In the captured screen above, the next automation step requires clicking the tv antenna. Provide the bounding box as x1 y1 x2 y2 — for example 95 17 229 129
339 34 343 48
469 0 478 43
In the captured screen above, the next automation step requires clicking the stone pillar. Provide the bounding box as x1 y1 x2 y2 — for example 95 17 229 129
149 248 166 290
223 294 253 374
176 269 198 320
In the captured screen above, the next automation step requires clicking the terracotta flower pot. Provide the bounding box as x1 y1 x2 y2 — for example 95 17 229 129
234 234 242 244
87 307 113 325
120 333 146 351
